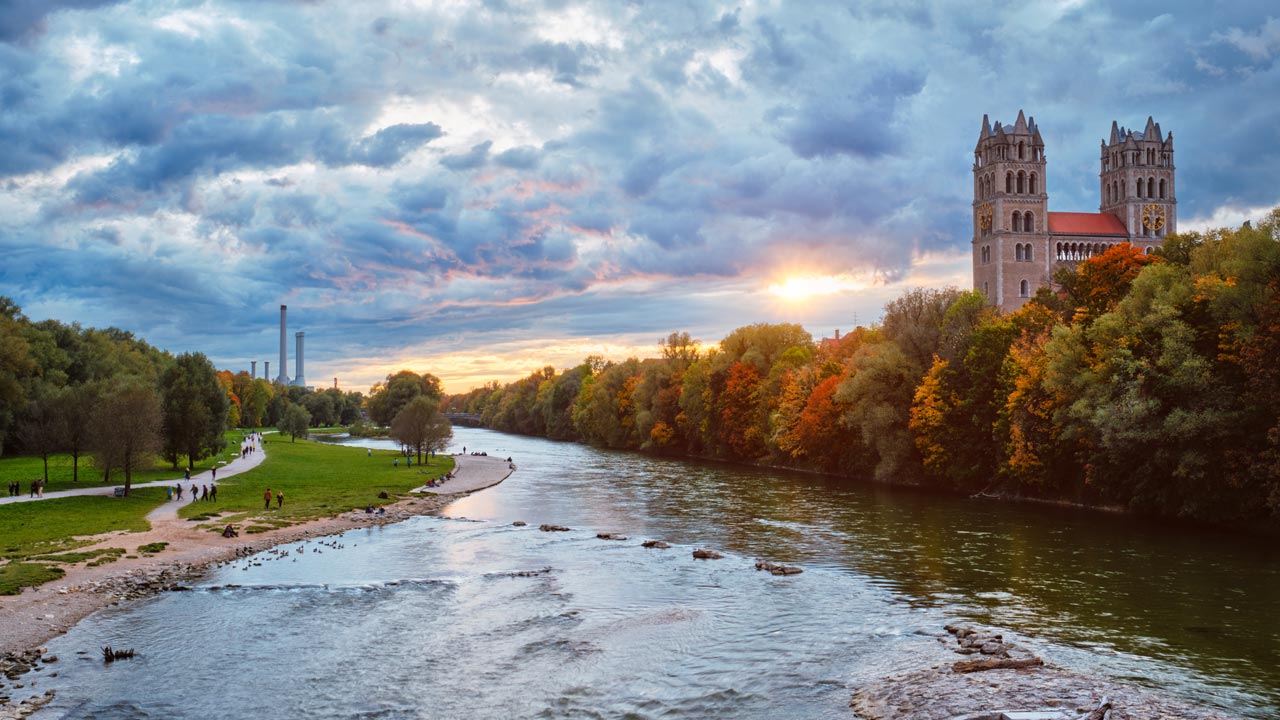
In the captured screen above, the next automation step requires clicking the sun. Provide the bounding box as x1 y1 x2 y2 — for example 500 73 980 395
767 274 863 300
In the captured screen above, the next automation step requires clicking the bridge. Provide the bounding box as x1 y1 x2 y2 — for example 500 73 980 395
444 412 484 427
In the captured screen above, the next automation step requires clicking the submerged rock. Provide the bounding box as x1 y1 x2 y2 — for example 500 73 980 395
691 549 723 560
755 560 803 575
641 540 671 549
538 524 570 532
595 533 628 541
511 521 527 527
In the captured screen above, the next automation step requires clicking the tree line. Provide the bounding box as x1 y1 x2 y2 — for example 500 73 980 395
0 309 229 494
446 211 1280 526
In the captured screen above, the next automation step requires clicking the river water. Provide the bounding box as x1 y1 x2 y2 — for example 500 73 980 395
26 428 1279 718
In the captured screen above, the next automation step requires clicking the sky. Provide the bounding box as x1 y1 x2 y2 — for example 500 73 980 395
2 1 1278 393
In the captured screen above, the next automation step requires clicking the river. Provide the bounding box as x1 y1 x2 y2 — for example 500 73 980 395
27 427 1279 718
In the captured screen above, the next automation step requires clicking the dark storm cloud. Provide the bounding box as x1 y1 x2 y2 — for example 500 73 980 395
2 0 1278 384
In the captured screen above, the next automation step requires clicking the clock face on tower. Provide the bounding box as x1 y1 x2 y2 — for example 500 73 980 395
978 203 993 230
1142 203 1166 232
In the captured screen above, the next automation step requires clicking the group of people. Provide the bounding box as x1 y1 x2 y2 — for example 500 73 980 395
171 482 217 502
7 479 42 497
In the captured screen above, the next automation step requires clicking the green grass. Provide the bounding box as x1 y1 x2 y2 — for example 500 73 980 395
0 429 251 493
0 562 65 595
0 488 167 562
137 542 168 554
29 547 125 564
179 435 453 528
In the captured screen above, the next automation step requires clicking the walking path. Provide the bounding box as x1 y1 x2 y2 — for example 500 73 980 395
0 434 269 508
411 454 514 495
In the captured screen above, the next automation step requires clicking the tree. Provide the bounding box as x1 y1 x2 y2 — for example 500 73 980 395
389 395 453 463
90 380 162 496
159 353 229 469
302 391 336 427
19 386 65 482
279 404 311 442
53 383 96 482
0 297 36 455
366 370 443 426
1058 243 1160 320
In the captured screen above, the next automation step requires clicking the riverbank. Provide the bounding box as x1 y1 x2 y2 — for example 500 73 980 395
0 453 513 661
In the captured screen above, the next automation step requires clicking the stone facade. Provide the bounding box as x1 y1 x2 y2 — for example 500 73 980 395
972 111 1176 312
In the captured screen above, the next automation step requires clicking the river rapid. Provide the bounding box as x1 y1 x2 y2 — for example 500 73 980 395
27 428 1279 719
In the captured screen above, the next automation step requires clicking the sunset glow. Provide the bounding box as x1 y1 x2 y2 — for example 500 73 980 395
768 275 865 301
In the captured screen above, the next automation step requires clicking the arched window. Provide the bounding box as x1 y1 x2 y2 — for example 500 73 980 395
1159 178 1165 199
1025 243 1033 261
1015 243 1023 261
1024 211 1034 233
1017 171 1025 194
983 281 989 297
1113 181 1119 202
1029 173 1037 195
1137 179 1144 198
1012 212 1022 233
1020 280 1030 297
1006 172 1013 194
1144 246 1153 255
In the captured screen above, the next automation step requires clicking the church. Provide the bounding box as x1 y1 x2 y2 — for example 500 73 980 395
972 110 1176 312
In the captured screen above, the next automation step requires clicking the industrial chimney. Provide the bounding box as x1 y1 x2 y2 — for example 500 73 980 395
294 332 306 387
264 361 270 382
277 305 289 384
251 360 257 378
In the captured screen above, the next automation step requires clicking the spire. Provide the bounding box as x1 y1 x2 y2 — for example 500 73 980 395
1144 115 1156 138
979 114 992 141
1013 109 1029 134
1109 120 1119 145
1154 122 1163 141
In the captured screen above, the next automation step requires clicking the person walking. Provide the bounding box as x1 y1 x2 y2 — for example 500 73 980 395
264 488 272 510
210 484 217 502
211 467 217 481
201 485 209 501
276 491 284 508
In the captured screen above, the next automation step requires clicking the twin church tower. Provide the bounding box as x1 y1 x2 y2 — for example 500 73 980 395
972 110 1176 311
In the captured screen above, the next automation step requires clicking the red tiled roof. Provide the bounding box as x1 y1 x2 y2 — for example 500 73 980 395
1047 212 1130 237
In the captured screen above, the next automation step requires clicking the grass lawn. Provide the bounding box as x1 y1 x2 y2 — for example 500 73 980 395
0 487 168 593
0 562 66 595
0 429 252 494
179 435 453 529
0 488 167 562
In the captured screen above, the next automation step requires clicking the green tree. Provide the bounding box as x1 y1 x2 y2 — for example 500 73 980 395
159 353 229 469
366 370 443 426
279 404 312 443
390 395 454 463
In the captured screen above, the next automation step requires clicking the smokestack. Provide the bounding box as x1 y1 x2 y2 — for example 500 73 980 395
294 331 305 387
264 361 270 382
277 305 289 384
251 361 257 378
334 377 338 389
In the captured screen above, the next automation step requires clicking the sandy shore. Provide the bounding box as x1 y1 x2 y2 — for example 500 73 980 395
0 452 513 659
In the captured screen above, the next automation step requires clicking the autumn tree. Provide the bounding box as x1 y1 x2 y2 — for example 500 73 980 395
1057 242 1160 320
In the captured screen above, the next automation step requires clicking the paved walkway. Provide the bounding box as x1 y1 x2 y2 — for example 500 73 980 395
411 453 514 495
0 434 269 508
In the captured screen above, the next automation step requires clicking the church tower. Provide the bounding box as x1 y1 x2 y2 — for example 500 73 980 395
1100 116 1176 238
973 110 1049 310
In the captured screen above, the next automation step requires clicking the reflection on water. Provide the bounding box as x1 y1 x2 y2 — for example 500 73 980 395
28 428 1280 719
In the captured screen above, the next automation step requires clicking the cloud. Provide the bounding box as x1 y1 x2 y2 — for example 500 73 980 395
0 0 1277 391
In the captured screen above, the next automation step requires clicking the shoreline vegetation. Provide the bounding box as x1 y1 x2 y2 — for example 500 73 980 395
446 213 1280 531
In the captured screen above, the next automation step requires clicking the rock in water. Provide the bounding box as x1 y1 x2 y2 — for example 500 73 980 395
692 549 723 559
596 533 628 540
641 540 671 549
512 521 527 527
539 524 571 532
